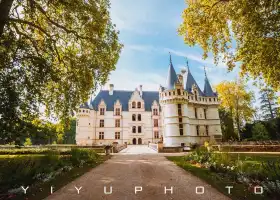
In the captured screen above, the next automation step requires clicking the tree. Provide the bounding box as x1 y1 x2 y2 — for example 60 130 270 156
218 108 237 141
63 118 76 144
179 0 280 91
0 0 122 144
259 87 279 120
216 80 255 140
251 122 270 141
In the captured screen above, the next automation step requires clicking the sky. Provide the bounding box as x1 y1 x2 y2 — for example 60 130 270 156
101 0 261 106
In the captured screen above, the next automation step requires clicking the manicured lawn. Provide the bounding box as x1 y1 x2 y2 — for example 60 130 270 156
167 153 280 200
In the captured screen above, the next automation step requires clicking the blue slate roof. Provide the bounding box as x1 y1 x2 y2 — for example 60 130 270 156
185 69 204 96
90 90 159 111
203 77 216 97
165 55 178 90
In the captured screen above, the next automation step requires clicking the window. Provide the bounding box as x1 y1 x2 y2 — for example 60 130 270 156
204 109 207 119
173 91 175 95
138 114 141 121
89 123 90 125
178 104 182 116
154 131 159 139
179 124 183 136
153 109 158 115
115 119 120 127
99 120 104 127
179 117 182 123
132 114 136 121
132 126 136 133
138 126 142 133
169 92 171 96
115 108 120 115
137 102 141 108
100 108 105 115
194 108 197 119
214 98 216 102
99 132 104 139
83 110 85 112
177 89 181 95
181 143 185 147
115 132 120 139
154 119 158 127
132 101 136 108
196 125 199 136
194 91 198 101
209 98 212 102
206 125 209 136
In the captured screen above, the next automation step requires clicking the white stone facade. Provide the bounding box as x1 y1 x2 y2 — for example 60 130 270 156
76 57 222 147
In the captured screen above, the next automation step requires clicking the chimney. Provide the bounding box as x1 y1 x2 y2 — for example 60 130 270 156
139 85 143 96
109 84 114 95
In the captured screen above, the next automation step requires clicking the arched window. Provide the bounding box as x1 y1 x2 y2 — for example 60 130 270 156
137 102 141 108
138 126 142 133
132 114 136 121
132 101 136 108
132 126 136 133
138 114 141 121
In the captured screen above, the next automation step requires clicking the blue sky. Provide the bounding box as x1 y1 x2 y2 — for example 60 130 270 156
104 0 261 107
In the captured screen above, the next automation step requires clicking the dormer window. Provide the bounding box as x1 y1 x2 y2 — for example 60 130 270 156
115 108 120 116
153 109 158 115
194 91 198 101
100 108 105 115
132 102 136 108
137 102 141 108
177 89 181 95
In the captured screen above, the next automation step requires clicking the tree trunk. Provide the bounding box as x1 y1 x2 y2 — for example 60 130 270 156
0 0 14 37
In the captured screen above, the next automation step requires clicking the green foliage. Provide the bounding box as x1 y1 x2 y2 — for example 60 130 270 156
252 122 270 141
179 0 280 91
219 108 237 141
24 138 32 146
63 118 76 144
259 87 279 120
0 0 122 144
0 148 102 195
216 80 255 139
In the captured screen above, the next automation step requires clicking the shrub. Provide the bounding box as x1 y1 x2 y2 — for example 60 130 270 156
24 138 32 146
252 122 270 140
70 148 100 167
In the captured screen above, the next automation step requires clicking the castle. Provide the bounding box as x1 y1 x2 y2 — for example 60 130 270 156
76 55 222 147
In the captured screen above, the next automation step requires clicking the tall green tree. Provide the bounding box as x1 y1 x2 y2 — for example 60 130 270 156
216 80 255 140
218 108 237 141
259 87 279 120
179 0 280 91
0 0 122 144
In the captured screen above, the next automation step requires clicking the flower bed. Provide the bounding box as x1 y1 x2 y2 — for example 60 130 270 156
0 149 103 198
167 147 280 200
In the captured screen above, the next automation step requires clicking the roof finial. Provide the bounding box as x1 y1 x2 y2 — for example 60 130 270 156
204 66 207 78
169 52 172 64
185 57 189 70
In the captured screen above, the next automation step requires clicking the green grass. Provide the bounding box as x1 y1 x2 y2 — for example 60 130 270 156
167 156 270 200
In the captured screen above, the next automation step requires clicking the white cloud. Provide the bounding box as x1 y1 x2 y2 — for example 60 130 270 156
105 68 166 91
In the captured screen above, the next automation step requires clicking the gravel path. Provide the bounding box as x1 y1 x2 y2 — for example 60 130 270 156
45 146 230 200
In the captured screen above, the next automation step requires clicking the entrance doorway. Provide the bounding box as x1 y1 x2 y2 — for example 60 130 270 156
132 138 136 145
138 138 142 145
